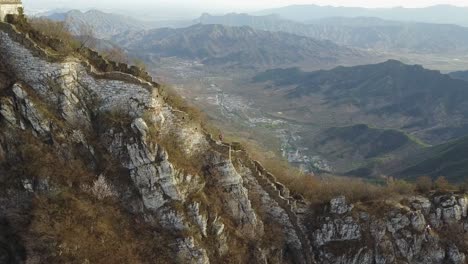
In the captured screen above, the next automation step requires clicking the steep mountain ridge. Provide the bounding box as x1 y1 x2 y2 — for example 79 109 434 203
255 4 468 26
46 9 194 37
1 19 468 264
47 9 150 38
450 70 468 82
254 60 468 143
197 13 468 54
112 23 376 69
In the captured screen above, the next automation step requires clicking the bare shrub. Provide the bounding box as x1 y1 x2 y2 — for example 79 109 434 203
387 179 415 195
416 176 433 193
434 176 451 191
30 191 173 264
83 175 117 200
102 47 129 64
159 85 204 122
459 179 468 193
310 177 389 204
28 17 80 52
133 58 147 71
235 138 417 204
76 23 97 50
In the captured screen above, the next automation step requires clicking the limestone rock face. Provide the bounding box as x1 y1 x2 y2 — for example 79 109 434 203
312 216 361 246
308 195 468 264
330 196 353 215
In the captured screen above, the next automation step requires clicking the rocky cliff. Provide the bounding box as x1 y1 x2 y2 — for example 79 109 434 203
309 195 468 264
0 21 467 264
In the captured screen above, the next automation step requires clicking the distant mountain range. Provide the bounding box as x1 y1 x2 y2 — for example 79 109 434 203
45 10 468 55
197 13 468 54
254 60 468 180
254 60 468 143
255 4 468 26
449 70 468 82
45 10 193 38
47 10 150 38
112 24 376 69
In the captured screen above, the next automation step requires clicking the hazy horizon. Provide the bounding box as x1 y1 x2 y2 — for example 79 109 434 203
21 0 468 21
23 0 468 11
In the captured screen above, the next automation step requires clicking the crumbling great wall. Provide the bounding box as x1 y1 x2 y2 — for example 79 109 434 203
204 133 316 263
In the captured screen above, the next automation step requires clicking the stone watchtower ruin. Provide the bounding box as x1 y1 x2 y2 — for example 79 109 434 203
0 0 22 22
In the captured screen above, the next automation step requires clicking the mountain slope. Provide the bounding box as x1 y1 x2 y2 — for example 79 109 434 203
450 70 468 82
46 9 150 38
197 13 468 54
112 24 375 69
0 20 315 263
393 136 468 182
301 124 427 173
253 60 468 143
350 135 468 182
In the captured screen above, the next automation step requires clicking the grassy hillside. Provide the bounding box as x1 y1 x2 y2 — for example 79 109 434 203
253 60 468 143
394 136 468 182
301 124 426 173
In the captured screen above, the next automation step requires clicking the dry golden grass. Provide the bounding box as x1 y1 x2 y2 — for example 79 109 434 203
434 176 453 191
234 138 419 204
157 129 204 176
17 134 94 187
28 18 80 50
29 191 173 264
12 131 174 263
415 176 433 193
159 85 204 122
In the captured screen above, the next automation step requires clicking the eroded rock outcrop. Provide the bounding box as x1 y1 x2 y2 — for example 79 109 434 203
308 195 468 264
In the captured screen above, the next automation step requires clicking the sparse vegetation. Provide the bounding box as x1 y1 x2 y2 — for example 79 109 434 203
458 179 468 193
233 136 420 204
156 127 205 176
5 128 174 263
415 176 433 193
16 133 95 186
98 108 134 128
7 15 154 83
133 58 147 72
82 175 117 200
29 190 173 264
159 85 205 123
434 176 452 191
102 47 129 64
386 178 415 195
28 17 81 53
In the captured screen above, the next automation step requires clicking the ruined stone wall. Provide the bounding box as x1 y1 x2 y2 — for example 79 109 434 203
0 21 157 88
0 24 159 130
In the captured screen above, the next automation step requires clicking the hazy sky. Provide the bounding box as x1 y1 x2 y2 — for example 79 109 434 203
22 0 468 20
23 0 468 11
